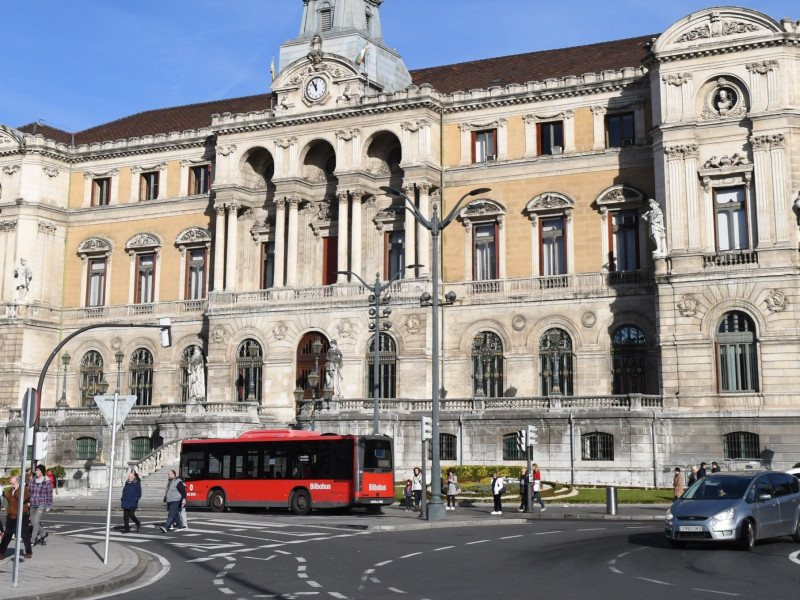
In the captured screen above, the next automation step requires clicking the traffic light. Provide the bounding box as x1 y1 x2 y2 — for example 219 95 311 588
516 429 525 453
527 425 538 447
34 431 48 460
159 317 172 347
421 416 433 441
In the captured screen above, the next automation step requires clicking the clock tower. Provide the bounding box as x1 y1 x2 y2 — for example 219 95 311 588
276 0 412 96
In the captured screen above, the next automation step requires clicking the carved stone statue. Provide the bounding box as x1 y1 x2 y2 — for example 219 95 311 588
187 347 206 402
716 89 732 115
14 257 32 302
325 339 343 397
643 199 667 257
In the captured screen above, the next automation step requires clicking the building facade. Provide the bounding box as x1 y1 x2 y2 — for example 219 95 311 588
1 2 799 487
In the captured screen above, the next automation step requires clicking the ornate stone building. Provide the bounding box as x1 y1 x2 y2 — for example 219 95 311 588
1 2 799 487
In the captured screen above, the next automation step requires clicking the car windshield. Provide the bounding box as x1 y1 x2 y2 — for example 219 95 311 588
683 476 750 500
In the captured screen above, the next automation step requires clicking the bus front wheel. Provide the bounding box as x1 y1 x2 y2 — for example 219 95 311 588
209 490 227 512
291 490 311 515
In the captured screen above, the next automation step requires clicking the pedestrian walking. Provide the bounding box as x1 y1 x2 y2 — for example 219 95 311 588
0 475 33 559
402 479 413 511
159 470 186 533
446 469 458 511
518 467 530 512
411 467 422 512
531 464 546 511
673 467 685 499
29 464 53 546
121 470 142 533
490 471 505 515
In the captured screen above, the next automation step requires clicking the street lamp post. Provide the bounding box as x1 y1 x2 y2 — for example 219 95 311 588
293 337 333 430
338 266 419 434
57 352 71 407
381 185 491 521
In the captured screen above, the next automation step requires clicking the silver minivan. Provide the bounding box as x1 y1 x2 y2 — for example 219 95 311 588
665 471 800 550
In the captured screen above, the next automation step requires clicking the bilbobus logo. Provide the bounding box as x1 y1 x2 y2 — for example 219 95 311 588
310 483 332 490
368 484 387 491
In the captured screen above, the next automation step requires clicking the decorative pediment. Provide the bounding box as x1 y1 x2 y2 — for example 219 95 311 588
0 125 24 150
77 237 113 255
652 8 782 55
175 227 212 247
125 233 162 252
525 192 574 214
459 199 505 220
594 185 646 209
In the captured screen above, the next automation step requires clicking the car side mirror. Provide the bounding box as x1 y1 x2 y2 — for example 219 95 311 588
757 492 772 502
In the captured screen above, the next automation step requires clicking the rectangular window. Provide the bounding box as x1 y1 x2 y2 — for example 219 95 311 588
715 186 748 251
472 129 497 163
321 8 333 31
385 230 405 281
87 258 106 307
186 248 206 300
606 112 634 148
540 217 566 276
261 242 275 289
77 437 98 461
136 253 155 304
323 236 338 286
718 341 758 392
140 171 159 201
473 223 498 280
582 433 614 461
538 121 564 155
189 165 210 195
610 210 639 271
92 178 110 206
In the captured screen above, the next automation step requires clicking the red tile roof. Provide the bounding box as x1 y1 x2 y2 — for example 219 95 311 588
16 35 655 146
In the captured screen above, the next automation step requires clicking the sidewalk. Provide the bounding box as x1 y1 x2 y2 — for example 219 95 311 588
2 490 669 599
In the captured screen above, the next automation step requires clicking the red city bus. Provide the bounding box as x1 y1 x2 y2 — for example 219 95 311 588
180 429 394 515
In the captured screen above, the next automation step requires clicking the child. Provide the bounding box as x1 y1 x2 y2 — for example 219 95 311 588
403 479 413 512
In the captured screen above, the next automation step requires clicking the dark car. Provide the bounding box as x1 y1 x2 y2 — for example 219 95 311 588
664 471 800 550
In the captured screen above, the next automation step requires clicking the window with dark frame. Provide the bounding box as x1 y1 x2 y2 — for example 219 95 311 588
129 348 154 406
135 252 155 304
717 311 758 393
87 257 106 307
77 437 98 460
606 112 634 148
471 331 504 397
92 177 110 206
473 223 498 281
366 332 397 399
539 328 573 396
189 165 211 195
186 248 206 300
714 186 748 251
502 432 533 461
385 230 405 281
261 242 275 289
723 431 760 460
540 217 566 276
610 210 639 271
582 432 614 461
427 433 458 461
611 325 647 394
472 129 497 163
79 351 104 407
130 436 153 461
140 171 159 201
236 339 263 402
538 121 564 155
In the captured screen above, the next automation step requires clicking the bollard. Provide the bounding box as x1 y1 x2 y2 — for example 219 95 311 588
606 486 618 515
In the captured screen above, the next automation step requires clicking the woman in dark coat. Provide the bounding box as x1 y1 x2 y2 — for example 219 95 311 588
121 470 142 533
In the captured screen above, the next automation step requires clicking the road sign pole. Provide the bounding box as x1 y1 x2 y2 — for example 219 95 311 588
14 389 39 587
102 391 119 565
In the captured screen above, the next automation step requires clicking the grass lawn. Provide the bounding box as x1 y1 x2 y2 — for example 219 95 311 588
548 487 674 504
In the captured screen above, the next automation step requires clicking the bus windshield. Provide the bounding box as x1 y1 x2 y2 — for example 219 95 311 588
363 438 392 472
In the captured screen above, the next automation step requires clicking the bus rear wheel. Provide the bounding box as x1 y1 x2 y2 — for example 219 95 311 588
291 490 311 515
209 490 227 513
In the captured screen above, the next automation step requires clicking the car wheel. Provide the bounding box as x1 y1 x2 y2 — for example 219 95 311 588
739 519 756 551
291 489 311 515
668 539 686 549
792 517 800 543
209 490 227 513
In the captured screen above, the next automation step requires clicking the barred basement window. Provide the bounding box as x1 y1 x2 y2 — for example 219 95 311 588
582 432 614 461
723 431 760 460
130 436 153 461
79 351 104 407
611 325 647 394
366 333 397 399
77 437 98 460
427 433 457 461
502 432 532 461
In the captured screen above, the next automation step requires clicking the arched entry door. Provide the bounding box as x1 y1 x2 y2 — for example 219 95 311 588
296 333 330 400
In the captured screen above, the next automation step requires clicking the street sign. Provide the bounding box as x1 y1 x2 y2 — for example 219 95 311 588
22 387 40 428
94 395 137 431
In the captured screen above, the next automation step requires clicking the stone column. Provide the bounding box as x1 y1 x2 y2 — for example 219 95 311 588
350 191 363 278
769 135 788 242
751 136 772 248
285 196 300 287
213 204 226 291
417 184 431 277
225 203 239 290
591 106 606 151
403 183 417 274
681 145 700 251
337 191 349 283
273 198 287 287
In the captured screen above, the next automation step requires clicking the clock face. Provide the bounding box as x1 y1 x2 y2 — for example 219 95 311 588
306 77 327 100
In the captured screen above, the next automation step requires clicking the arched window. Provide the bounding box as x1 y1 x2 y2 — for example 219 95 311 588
539 328 573 395
130 436 153 461
236 339 263 402
716 311 758 392
723 431 760 460
611 325 646 394
129 348 154 406
427 433 458 461
76 437 98 460
471 332 504 397
79 351 104 407
582 432 614 461
366 333 397 399
502 432 532 461
179 345 201 403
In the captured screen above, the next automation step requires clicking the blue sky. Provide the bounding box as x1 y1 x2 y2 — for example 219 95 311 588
1 1 796 132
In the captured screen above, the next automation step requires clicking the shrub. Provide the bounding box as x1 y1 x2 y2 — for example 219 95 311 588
50 465 66 480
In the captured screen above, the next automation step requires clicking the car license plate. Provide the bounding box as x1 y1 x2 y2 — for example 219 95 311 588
679 525 703 532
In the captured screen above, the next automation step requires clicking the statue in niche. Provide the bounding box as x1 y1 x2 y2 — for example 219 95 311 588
325 339 343 397
14 257 32 302
187 347 206 402
643 199 667 257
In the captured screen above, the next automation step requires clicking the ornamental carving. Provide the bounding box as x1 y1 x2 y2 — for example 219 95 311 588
664 144 699 160
0 219 17 232
176 227 212 247
525 192 574 213
77 236 112 254
677 295 698 317
335 129 359 142
405 314 421 336
42 166 59 178
210 326 229 345
701 78 747 121
275 137 297 150
2 165 20 175
746 60 779 75
272 322 289 341
765 289 787 313
703 154 750 169
217 145 236 157
126 233 161 250
38 221 57 235
336 319 355 340
662 73 692 86
581 312 596 328
676 13 760 43
750 134 784 150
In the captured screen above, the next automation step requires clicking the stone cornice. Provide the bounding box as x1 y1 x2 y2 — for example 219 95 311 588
647 36 797 66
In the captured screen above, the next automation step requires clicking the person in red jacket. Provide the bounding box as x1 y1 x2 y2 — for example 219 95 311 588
0 475 33 559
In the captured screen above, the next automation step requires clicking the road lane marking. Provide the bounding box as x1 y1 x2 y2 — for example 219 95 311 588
466 539 489 545
691 589 740 596
637 577 671 586
400 552 422 558
500 535 524 540
790 550 800 565
434 546 455 551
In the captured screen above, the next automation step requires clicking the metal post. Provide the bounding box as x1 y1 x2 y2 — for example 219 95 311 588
373 275 381 434
103 349 123 564
427 205 445 521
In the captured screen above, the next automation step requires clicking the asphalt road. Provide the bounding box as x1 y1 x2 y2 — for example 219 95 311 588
45 512 800 599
